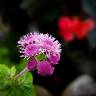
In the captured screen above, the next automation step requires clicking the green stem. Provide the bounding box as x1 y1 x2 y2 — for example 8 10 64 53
14 67 28 79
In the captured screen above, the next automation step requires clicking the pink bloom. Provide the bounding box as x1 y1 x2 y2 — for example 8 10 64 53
24 44 39 57
18 33 33 47
49 53 60 64
39 33 61 53
18 32 61 58
37 61 54 76
18 32 61 76
27 58 37 71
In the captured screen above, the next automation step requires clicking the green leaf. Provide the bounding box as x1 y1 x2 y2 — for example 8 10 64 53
0 64 10 81
10 66 16 77
0 64 11 90
35 53 47 62
0 89 10 96
18 72 33 84
0 64 35 96
7 72 35 96
16 59 28 72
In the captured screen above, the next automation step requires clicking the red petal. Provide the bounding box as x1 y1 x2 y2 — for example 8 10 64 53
75 19 94 39
58 16 73 31
82 19 94 32
75 30 87 39
72 18 81 32
59 30 74 42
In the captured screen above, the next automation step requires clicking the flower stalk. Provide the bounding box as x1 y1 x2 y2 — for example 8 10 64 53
14 67 28 79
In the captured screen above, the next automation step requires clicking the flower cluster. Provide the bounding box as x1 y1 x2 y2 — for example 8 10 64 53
18 32 61 76
58 16 94 42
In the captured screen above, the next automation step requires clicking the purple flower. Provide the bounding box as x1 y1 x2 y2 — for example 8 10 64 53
18 33 33 47
18 32 61 76
18 32 61 58
24 44 39 57
49 53 60 64
27 58 37 71
39 33 61 53
37 61 54 76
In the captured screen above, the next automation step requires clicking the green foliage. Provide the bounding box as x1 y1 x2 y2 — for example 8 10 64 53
0 48 9 55
0 47 27 72
35 53 47 62
0 47 13 67
0 64 35 96
16 59 28 72
0 64 11 90
10 66 16 78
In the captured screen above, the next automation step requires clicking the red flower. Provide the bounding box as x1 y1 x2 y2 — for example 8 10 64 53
73 18 94 39
58 16 74 41
59 30 74 42
58 16 73 31
58 16 94 42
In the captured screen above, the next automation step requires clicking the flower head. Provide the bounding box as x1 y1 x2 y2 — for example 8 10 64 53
18 32 61 58
27 58 37 71
18 32 61 76
24 44 39 56
37 61 54 76
48 53 60 64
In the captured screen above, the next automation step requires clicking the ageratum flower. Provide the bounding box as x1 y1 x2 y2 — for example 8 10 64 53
18 32 61 76
37 61 54 76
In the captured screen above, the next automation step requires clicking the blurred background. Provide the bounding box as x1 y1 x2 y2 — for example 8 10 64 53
0 0 96 96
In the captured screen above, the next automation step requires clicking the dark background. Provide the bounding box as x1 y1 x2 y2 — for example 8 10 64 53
0 0 96 96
